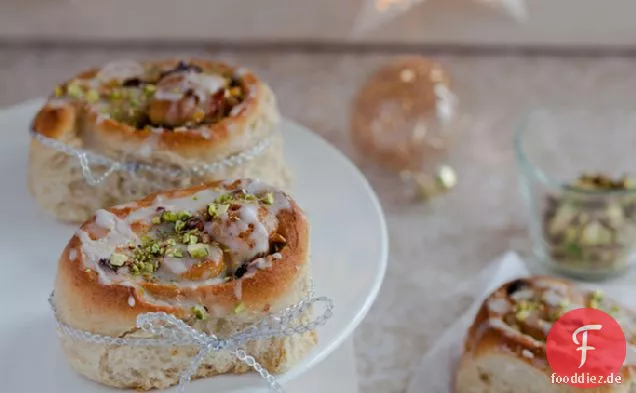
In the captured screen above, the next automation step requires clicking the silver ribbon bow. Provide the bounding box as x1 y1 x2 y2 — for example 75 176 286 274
30 130 273 187
49 292 334 393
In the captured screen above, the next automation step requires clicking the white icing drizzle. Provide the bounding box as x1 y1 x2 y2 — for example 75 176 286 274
239 179 291 214
230 102 248 116
137 144 153 158
510 288 535 301
209 204 274 264
542 289 565 307
68 249 78 261
78 210 139 284
163 257 194 275
96 60 144 83
76 179 290 308
535 279 569 291
47 98 70 108
488 318 544 348
128 296 136 307
272 253 282 260
234 281 243 300
488 318 519 336
540 321 553 336
96 113 111 125
177 276 226 289
487 298 511 314
248 85 258 98
521 349 534 359
154 71 226 102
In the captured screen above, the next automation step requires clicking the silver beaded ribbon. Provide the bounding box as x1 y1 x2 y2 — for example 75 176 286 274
30 130 273 187
49 291 334 392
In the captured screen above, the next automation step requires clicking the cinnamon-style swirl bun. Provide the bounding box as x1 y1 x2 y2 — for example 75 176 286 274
29 59 289 223
455 277 636 393
52 179 314 390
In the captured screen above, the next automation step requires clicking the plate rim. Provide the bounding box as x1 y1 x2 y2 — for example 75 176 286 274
0 98 389 388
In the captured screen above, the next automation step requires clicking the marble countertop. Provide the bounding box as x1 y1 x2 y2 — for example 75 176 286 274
3 45 636 392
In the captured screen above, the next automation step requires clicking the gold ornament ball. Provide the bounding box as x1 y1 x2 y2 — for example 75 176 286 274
350 57 453 172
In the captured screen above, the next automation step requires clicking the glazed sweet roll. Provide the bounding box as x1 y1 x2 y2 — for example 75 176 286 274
455 277 636 393
29 59 289 223
51 179 314 390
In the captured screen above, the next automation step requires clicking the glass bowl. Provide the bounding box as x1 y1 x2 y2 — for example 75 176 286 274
515 109 636 281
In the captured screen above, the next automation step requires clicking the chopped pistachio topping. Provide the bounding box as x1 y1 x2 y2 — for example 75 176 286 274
162 211 178 222
183 233 198 245
193 109 205 123
261 192 274 205
558 299 570 308
149 243 161 254
109 89 123 100
166 247 184 258
516 310 530 322
85 89 99 103
54 85 64 97
192 305 207 320
109 253 128 267
143 84 156 94
234 302 246 313
67 83 83 99
591 289 603 300
216 193 233 204
178 210 192 220
175 220 186 233
216 204 229 216
187 243 209 259
151 216 162 225
208 203 229 218
544 173 636 274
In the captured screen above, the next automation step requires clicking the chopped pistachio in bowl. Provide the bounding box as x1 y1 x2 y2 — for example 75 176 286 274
514 109 636 281
542 174 636 277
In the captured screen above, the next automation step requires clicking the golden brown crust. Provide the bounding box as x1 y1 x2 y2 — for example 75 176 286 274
461 276 634 381
32 104 77 140
53 179 308 337
31 58 273 161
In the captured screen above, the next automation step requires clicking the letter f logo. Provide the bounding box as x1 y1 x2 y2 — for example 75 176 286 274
572 325 603 368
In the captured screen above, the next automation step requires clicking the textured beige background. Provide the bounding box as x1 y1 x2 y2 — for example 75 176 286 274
2 0 636 47
3 46 636 392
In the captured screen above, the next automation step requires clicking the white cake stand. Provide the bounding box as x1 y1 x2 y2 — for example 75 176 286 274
0 99 388 393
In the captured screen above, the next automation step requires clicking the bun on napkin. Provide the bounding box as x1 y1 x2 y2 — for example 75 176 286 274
51 178 315 390
455 276 635 393
29 58 288 223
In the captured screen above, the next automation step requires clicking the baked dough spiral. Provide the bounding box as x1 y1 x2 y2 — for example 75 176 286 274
52 178 314 390
455 277 636 393
29 59 290 223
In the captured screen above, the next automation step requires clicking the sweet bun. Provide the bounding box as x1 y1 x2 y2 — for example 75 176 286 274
52 178 314 390
455 276 635 393
29 59 289 223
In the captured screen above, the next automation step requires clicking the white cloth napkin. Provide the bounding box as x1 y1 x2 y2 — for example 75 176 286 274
406 252 636 393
